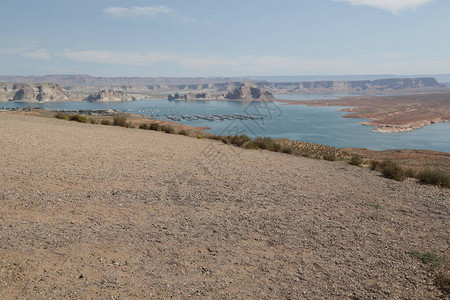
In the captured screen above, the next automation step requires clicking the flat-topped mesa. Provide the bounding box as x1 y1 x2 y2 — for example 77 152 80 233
260 77 445 93
0 83 73 102
86 89 136 102
225 83 275 100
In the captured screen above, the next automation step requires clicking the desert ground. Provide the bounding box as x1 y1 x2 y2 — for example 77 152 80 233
0 114 449 299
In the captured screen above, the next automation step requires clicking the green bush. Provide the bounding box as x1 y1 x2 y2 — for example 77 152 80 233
161 125 175 134
139 123 149 130
417 169 450 188
55 112 69 120
101 119 112 125
349 156 363 166
149 123 160 131
69 114 89 123
113 116 128 127
197 135 204 139
379 160 406 181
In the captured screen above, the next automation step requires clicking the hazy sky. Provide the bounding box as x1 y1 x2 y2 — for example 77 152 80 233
0 0 448 76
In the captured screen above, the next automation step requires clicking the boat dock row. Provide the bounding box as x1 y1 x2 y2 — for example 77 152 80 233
165 114 264 122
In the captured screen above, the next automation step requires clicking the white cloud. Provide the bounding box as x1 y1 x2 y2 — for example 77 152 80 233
58 49 450 76
0 47 50 60
103 5 173 18
334 0 436 14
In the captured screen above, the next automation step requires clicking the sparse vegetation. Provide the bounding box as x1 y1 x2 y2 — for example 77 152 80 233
101 119 112 126
409 250 445 267
379 160 406 181
349 155 362 166
362 202 382 209
89 118 99 124
149 123 160 131
417 169 450 188
113 116 128 127
434 262 450 296
55 112 69 120
244 137 282 152
161 125 175 134
324 154 337 161
178 130 188 136
139 123 149 130
281 146 294 154
69 114 89 123
221 135 251 147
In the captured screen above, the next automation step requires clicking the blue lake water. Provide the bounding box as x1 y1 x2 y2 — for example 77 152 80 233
2 95 449 153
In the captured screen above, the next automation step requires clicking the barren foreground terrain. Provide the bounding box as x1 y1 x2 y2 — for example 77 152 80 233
0 114 449 299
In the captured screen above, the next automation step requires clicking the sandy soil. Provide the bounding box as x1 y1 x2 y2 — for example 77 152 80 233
0 114 449 299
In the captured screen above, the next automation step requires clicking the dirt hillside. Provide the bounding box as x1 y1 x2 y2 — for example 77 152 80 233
0 114 448 299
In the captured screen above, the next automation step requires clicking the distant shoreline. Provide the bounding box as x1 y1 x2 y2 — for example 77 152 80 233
278 93 450 133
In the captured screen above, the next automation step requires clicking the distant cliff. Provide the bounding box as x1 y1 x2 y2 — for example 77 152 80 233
0 83 72 102
85 89 136 102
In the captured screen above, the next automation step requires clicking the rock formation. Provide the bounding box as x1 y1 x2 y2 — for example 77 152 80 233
168 83 274 101
225 83 275 100
0 83 72 102
86 89 136 102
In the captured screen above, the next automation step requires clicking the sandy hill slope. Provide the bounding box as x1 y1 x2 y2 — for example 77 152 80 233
0 114 448 299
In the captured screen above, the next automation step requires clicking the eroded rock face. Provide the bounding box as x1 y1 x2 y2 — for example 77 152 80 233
86 89 136 102
35 83 72 101
12 84 36 101
225 83 275 100
1 83 73 102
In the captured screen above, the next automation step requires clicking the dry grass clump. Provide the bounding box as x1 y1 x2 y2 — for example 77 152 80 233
68 114 89 123
161 125 175 134
139 123 149 130
409 250 449 296
149 123 161 131
113 116 128 127
417 169 450 188
221 135 252 147
101 119 112 126
349 156 363 167
324 154 337 161
89 118 99 124
244 137 282 152
178 130 188 136
55 112 69 120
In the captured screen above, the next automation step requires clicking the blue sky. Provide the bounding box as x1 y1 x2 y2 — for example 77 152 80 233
0 0 448 76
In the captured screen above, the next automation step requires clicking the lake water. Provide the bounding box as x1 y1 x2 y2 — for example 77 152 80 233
2 94 449 153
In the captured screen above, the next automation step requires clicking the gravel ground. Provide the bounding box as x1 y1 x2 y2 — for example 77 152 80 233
0 114 449 299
